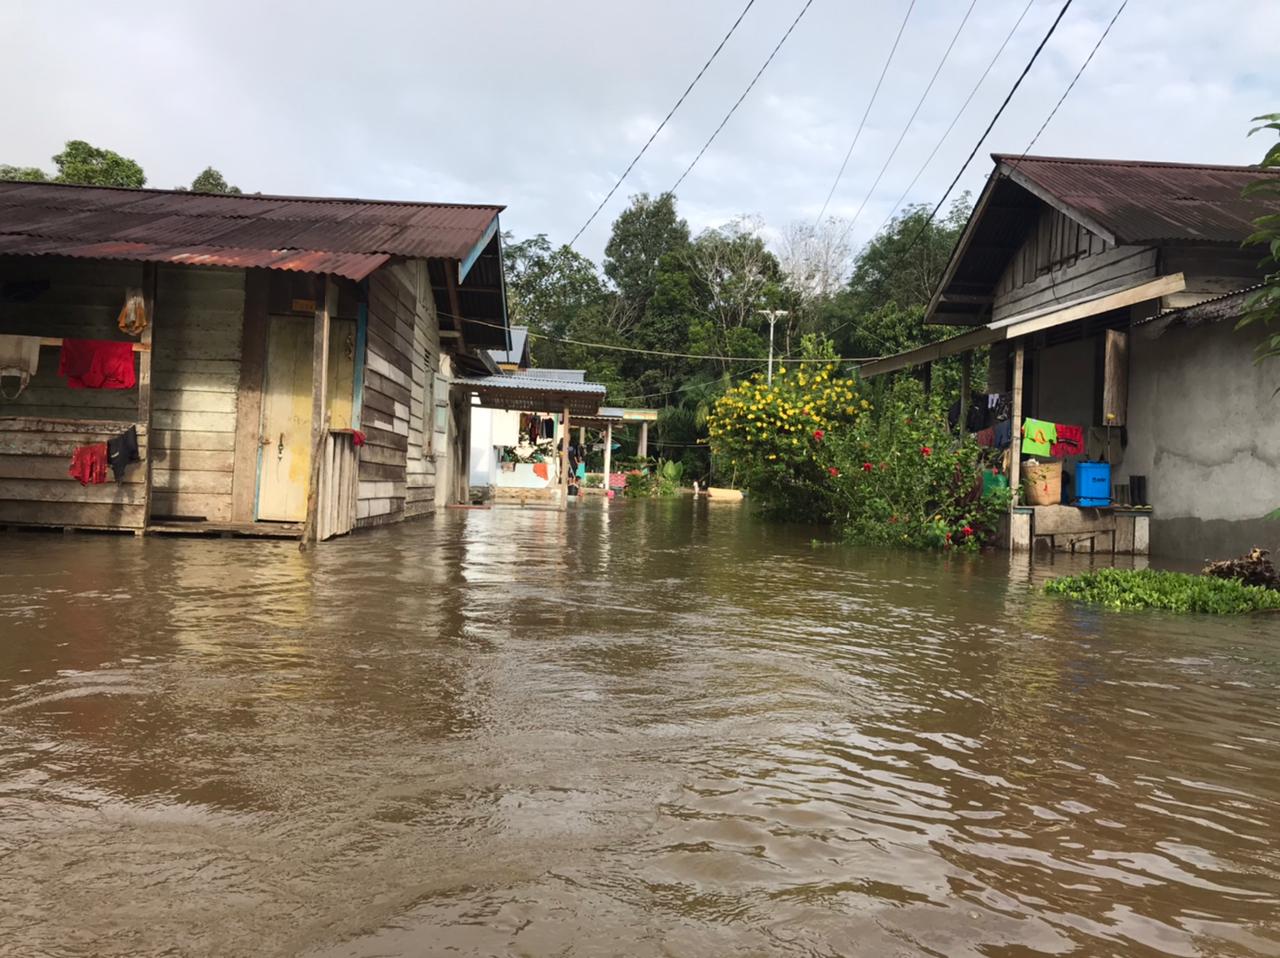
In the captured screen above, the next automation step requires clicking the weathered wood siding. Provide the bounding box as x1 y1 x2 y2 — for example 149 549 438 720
150 266 244 521
993 207 1156 321
1158 246 1265 311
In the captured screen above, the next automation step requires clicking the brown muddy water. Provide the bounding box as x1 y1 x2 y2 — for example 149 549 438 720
1 500 1278 957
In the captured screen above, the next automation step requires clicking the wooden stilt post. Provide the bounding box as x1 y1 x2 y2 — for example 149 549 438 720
561 406 571 510
959 350 971 440
137 263 157 535
302 278 336 547
1009 341 1025 507
638 421 649 458
603 422 613 497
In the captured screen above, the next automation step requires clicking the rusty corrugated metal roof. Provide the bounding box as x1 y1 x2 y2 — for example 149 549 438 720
996 154 1280 244
0 181 504 281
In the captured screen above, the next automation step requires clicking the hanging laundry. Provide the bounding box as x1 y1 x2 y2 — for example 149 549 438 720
975 427 995 448
1050 423 1085 459
1021 417 1057 457
0 334 41 399
106 426 141 482
68 443 109 486
117 288 149 336
994 420 1012 449
58 339 136 389
532 462 549 480
351 430 367 447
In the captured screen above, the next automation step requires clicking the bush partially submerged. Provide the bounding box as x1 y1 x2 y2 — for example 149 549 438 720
1045 567 1280 615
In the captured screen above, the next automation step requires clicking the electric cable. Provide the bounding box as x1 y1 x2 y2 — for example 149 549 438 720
669 0 819 194
567 0 758 247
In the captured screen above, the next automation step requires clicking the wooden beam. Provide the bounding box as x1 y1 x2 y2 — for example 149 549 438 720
998 273 1185 339
138 263 157 532
603 422 613 498
302 277 337 547
442 261 463 333
999 161 1119 246
959 351 971 440
1009 342 1025 508
941 293 994 305
231 270 269 523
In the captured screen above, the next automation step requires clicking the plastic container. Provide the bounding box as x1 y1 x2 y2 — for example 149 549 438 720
1023 460 1062 505
981 468 1009 498
1074 461 1112 507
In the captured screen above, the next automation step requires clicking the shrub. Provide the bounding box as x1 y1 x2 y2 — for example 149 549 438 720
623 458 683 497
825 378 1008 551
1045 567 1280 614
706 361 865 519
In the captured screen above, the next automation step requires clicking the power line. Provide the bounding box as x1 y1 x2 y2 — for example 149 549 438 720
868 0 1036 241
919 0 1075 229
567 0 758 248
835 0 978 247
670 0 819 194
1016 0 1129 157
892 0 1076 259
814 0 917 225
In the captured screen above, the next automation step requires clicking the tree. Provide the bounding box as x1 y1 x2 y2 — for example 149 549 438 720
188 166 241 194
50 140 145 187
1239 113 1280 367
0 165 48 182
602 192 690 333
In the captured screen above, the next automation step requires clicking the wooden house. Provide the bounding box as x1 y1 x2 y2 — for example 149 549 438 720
0 180 510 542
861 155 1280 560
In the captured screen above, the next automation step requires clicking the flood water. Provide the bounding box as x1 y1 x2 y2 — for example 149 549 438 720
2 500 1279 957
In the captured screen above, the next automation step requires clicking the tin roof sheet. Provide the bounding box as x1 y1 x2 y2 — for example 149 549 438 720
995 155 1280 244
0 180 503 281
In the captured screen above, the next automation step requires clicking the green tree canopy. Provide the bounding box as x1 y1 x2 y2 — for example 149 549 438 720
603 192 690 330
188 166 241 194
50 140 146 188
0 165 48 182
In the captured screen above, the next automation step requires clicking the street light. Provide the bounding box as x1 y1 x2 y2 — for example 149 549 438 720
758 309 789 385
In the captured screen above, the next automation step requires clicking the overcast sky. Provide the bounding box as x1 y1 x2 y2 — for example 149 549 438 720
3 1 1277 261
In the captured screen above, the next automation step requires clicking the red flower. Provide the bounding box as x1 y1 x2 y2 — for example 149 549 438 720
962 525 974 537
889 515 898 524
813 429 825 442
828 466 840 477
920 446 932 457
945 532 952 541
861 462 873 472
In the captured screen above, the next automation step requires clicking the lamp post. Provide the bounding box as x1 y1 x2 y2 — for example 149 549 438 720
759 309 789 385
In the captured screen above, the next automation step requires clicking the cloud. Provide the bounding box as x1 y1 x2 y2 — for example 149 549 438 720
1 0 1275 261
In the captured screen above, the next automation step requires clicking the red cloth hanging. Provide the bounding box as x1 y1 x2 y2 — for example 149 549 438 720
58 339 136 389
1050 423 1085 459
68 443 109 485
351 430 367 447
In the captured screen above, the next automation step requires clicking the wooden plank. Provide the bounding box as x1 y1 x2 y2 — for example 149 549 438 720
993 247 1158 320
150 468 234 495
146 448 233 472
0 455 143 482
149 429 236 452
151 370 241 394
1032 505 1117 536
231 270 268 523
1102 329 1129 427
560 406 570 511
1010 343 1025 507
149 491 232 521
152 409 237 433
0 500 146 529
152 389 238 414
302 279 336 546
0 479 146 505
1001 274 1186 340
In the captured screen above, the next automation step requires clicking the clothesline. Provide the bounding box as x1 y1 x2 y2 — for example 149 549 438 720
38 337 149 352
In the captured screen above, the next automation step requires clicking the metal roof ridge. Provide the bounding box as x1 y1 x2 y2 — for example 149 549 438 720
0 179 506 211
992 153 1276 175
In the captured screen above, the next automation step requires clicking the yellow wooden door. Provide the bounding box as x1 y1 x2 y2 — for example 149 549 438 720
257 317 314 521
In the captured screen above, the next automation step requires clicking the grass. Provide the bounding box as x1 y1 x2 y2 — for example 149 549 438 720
1045 567 1280 615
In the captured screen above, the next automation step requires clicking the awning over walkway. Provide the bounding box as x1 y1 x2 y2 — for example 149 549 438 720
566 406 659 430
453 373 606 417
859 274 1186 377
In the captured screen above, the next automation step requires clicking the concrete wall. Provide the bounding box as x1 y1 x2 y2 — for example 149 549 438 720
1126 320 1280 560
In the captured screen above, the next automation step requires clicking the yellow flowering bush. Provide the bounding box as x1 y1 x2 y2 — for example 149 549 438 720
707 362 866 518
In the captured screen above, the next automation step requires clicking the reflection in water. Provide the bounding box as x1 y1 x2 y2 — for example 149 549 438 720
1 501 1279 957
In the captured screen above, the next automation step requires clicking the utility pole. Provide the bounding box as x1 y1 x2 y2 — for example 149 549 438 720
759 309 789 385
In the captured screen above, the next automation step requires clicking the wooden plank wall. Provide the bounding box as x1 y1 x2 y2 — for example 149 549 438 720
357 261 441 526
149 266 245 521
0 257 149 529
1159 247 1265 311
992 207 1157 321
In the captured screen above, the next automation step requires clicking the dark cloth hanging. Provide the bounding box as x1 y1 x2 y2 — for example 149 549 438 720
58 339 136 389
106 426 141 482
994 420 1013 449
69 443 109 485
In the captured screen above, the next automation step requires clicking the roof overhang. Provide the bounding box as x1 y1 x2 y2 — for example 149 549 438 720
453 373 606 417
862 274 1186 377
